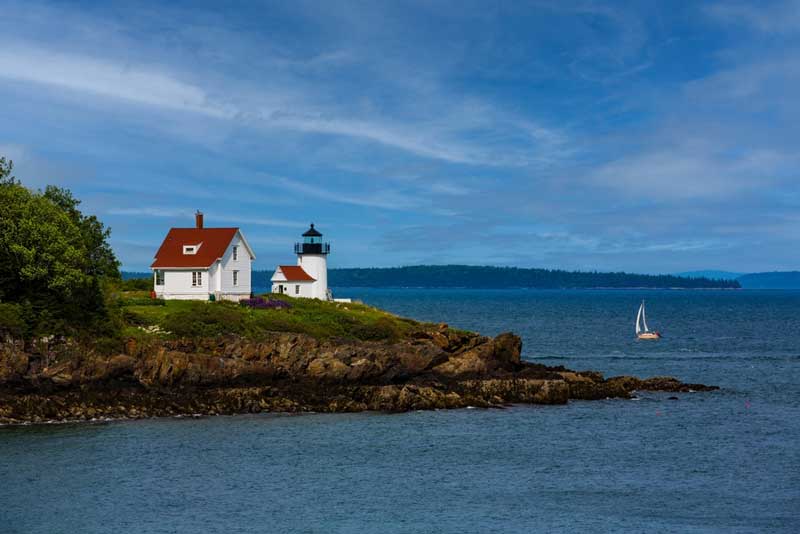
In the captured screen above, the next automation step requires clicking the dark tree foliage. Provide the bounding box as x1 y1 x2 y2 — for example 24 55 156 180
42 186 119 280
307 265 742 289
118 277 152 291
0 157 121 338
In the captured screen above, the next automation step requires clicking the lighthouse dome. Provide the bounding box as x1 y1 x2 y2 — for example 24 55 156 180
302 223 322 237
294 223 330 255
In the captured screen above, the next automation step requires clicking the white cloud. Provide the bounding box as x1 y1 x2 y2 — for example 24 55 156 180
425 181 474 196
0 44 233 118
705 1 800 34
589 147 795 199
106 207 190 218
0 35 570 168
272 176 422 210
106 207 301 228
267 114 480 165
684 57 800 102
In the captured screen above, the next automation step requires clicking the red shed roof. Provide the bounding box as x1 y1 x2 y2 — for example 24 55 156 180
278 265 315 281
151 227 239 268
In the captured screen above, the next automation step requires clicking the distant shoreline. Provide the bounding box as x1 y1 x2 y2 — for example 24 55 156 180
275 286 747 292
123 266 800 290
332 286 744 291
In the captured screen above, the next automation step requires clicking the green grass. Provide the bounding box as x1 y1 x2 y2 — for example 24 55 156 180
120 293 430 342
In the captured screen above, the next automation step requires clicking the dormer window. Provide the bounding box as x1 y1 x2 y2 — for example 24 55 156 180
183 243 201 255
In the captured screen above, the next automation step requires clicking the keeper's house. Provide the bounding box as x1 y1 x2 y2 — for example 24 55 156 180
151 211 255 301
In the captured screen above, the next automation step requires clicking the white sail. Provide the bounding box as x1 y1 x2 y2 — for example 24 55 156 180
636 302 643 334
642 301 649 332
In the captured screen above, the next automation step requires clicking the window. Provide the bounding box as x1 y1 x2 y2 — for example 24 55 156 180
233 270 239 286
155 270 164 286
183 245 196 254
192 271 202 287
232 245 238 261
295 284 300 295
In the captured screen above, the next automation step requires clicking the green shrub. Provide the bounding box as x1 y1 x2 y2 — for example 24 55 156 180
247 314 305 336
161 302 246 338
119 297 166 306
122 308 150 326
351 316 400 342
0 302 24 338
93 336 124 356
118 278 152 291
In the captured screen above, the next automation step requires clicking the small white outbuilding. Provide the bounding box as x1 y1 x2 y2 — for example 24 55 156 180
151 211 255 301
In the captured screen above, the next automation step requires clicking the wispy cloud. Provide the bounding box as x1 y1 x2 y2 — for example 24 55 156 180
106 207 302 228
705 1 800 34
0 44 232 118
0 38 569 168
271 176 422 210
106 207 189 218
588 147 794 199
425 181 474 196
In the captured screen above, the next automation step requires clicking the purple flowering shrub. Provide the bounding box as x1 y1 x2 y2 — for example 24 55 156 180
239 297 292 309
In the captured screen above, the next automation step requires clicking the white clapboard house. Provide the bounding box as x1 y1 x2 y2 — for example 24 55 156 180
151 211 255 301
271 224 330 300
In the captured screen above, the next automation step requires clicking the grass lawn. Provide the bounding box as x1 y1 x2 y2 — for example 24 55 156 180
119 292 430 342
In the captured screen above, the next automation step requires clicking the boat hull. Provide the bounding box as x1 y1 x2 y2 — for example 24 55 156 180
637 331 662 340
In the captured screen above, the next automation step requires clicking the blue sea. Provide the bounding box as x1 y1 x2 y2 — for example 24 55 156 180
2 289 799 533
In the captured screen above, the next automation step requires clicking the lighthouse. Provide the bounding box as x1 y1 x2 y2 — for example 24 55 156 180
295 223 329 299
270 223 331 300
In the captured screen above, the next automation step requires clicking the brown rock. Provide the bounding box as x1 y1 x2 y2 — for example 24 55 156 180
0 345 28 385
306 356 350 383
0 329 717 423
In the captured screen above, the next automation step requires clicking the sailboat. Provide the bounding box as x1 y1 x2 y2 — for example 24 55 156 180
636 300 662 340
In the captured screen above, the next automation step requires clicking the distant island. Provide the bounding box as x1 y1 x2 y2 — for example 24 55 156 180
676 270 744 280
677 270 800 290
247 265 742 289
125 267 800 290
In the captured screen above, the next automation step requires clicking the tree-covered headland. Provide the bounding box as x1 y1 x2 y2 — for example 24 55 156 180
0 157 424 350
0 157 121 339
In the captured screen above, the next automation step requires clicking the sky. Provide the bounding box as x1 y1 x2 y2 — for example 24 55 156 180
1 0 798 273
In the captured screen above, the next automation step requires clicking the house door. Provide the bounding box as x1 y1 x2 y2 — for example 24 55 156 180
279 285 285 294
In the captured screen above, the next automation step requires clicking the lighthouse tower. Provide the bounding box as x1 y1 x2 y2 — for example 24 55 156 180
295 223 330 300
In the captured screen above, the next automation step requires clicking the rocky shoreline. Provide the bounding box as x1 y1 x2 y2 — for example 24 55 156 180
0 327 717 425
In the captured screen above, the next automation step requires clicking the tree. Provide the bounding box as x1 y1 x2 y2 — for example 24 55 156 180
43 185 119 280
0 157 121 337
0 157 18 186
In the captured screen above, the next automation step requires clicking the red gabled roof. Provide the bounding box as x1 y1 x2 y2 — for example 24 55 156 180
279 265 315 281
151 227 238 268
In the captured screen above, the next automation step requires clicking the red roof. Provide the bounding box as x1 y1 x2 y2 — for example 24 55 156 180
151 228 239 268
279 265 315 281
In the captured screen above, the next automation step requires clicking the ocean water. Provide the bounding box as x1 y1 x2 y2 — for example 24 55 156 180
2 289 799 533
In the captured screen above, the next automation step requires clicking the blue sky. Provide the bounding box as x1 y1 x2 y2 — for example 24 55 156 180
1 0 798 273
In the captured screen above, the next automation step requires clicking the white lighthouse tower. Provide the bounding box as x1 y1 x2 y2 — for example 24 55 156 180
271 223 337 300
295 223 330 300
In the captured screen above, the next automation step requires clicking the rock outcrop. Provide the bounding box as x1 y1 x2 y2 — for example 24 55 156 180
0 330 717 424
